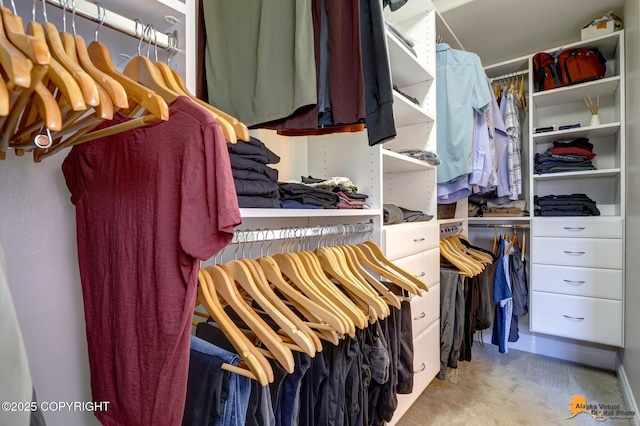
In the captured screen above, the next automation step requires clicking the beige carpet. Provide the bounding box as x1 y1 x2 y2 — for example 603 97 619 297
397 344 633 426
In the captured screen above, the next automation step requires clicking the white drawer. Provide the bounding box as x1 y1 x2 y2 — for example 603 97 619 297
530 291 623 347
384 222 439 260
411 320 440 394
532 237 622 269
410 283 440 338
532 264 622 300
392 247 440 290
532 217 623 239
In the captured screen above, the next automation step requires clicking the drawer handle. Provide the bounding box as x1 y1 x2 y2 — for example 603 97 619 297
415 272 426 278
563 227 586 231
414 312 426 320
563 314 585 321
414 363 426 374
563 279 586 285
563 251 585 256
413 237 426 242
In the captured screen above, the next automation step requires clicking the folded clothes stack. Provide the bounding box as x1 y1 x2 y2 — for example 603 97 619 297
534 138 596 175
468 197 529 217
278 183 339 209
228 137 282 208
383 204 433 224
534 194 600 217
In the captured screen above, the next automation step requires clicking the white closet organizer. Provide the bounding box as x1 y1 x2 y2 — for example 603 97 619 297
382 2 441 425
528 31 625 347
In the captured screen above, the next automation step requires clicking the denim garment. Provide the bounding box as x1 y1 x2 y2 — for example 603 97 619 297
190 336 251 426
183 349 227 426
275 352 311 426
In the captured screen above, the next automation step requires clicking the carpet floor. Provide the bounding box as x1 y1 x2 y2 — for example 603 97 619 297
397 344 633 426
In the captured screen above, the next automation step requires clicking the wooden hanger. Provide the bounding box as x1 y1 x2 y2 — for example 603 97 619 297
238 257 320 354
0 75 8 116
224 259 315 357
43 20 99 107
439 239 474 277
197 269 272 385
359 241 428 292
210 264 295 373
296 249 367 330
318 245 388 320
272 252 354 337
58 1 127 109
350 243 420 295
333 244 392 315
449 235 490 266
521 231 526 261
340 244 401 309
446 237 484 274
88 41 168 120
256 255 343 344
159 30 249 143
0 7 32 90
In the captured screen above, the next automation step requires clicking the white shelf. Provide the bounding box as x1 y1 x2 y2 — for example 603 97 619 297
392 91 434 128
532 122 621 144
384 1 433 24
240 208 383 219
382 150 436 173
437 218 468 225
532 76 620 108
533 168 621 180
386 29 433 88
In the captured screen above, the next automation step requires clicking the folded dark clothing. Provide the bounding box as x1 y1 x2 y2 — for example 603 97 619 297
234 179 280 197
281 199 323 209
300 176 325 184
346 192 369 200
229 153 279 181
550 146 596 160
552 137 593 151
237 196 281 208
278 183 339 209
232 168 276 183
535 194 600 216
400 207 434 222
393 84 419 105
384 204 404 224
397 149 441 165
535 151 591 164
227 137 281 164
535 210 592 217
536 166 596 174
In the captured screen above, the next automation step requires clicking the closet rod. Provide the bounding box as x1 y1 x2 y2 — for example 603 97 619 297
468 223 530 229
43 0 174 49
490 69 529 82
231 222 374 245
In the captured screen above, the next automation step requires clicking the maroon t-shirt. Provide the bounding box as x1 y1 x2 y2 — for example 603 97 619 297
62 96 241 426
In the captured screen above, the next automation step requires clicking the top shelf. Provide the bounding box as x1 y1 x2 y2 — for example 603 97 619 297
386 29 434 88
384 0 434 24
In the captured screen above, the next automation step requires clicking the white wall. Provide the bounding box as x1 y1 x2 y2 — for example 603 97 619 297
622 0 640 417
0 154 99 426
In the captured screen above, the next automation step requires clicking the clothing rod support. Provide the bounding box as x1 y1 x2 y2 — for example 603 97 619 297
439 221 465 239
43 0 174 49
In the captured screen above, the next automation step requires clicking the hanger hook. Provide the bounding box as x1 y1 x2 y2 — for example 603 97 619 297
9 0 16 15
93 1 105 41
265 229 275 257
144 24 156 58
152 26 159 62
41 0 49 22
32 0 37 21
62 0 68 32
134 19 144 56
70 0 77 35
167 32 178 66
233 231 242 259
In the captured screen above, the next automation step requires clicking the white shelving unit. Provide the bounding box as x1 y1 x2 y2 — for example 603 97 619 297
528 31 626 347
383 2 441 424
